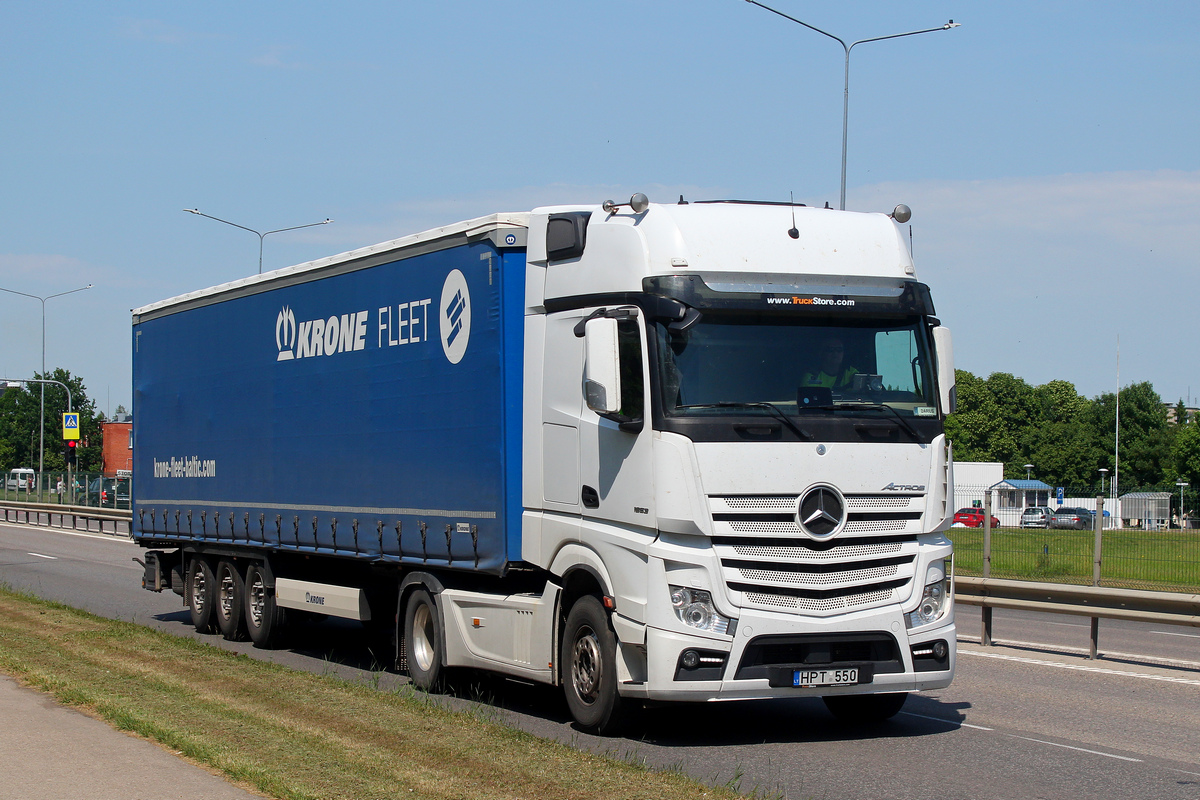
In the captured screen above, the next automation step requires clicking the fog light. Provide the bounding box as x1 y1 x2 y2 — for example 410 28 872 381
681 649 700 669
933 640 948 659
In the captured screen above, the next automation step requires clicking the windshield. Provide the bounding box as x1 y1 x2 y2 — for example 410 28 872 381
653 312 939 424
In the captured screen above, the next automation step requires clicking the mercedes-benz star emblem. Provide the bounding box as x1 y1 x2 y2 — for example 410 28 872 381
796 486 845 539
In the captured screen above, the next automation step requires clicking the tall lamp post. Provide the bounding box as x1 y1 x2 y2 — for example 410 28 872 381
1177 480 1189 529
0 284 92 474
744 1 959 210
184 209 333 274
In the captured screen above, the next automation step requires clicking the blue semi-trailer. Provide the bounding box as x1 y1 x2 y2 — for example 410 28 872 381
134 196 958 733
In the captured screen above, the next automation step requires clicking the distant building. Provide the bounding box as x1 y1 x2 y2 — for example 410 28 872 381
1164 404 1198 424
101 415 132 477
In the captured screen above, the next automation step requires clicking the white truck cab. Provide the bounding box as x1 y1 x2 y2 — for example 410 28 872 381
504 197 956 730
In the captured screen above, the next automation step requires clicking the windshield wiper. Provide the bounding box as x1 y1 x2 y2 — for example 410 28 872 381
680 402 814 441
818 402 923 441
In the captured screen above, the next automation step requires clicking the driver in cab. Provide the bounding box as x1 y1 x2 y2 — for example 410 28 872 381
802 337 858 389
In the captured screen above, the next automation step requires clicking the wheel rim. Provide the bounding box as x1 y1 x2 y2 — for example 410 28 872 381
191 567 207 612
412 602 436 673
570 625 602 705
218 568 235 620
247 573 265 628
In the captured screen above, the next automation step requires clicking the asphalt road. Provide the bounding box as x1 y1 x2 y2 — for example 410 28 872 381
2 521 1198 800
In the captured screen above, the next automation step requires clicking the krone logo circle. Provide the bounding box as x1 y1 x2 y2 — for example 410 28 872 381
795 484 846 540
439 269 471 364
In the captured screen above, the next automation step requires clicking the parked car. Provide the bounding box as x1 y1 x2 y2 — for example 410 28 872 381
953 507 1000 528
6 468 35 491
1050 506 1093 529
87 477 116 508
1020 506 1054 528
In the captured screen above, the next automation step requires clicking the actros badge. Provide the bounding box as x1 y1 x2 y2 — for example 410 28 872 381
439 269 471 364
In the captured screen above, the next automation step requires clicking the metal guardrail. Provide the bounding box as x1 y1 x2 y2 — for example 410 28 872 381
0 501 131 537
955 575 1200 658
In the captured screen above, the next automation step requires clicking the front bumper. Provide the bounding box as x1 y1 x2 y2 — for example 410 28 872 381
620 604 955 702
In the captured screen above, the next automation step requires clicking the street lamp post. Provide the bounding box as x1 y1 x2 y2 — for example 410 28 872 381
744 1 959 210
1024 464 1034 480
184 209 333 274
0 284 92 474
1177 480 1189 529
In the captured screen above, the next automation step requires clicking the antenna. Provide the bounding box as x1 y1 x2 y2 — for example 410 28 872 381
788 192 800 239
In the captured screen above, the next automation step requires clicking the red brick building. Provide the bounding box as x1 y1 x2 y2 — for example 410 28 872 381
101 415 132 477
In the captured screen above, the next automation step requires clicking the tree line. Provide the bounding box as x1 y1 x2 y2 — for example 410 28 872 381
0 368 105 473
946 370 1200 492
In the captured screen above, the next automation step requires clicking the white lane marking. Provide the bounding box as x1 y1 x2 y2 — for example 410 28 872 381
1005 734 1143 763
27 552 57 560
900 711 992 731
958 648 1200 686
904 711 1145 764
1151 630 1200 639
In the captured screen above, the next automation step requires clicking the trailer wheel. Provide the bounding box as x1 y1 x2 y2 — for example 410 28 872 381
822 692 908 723
404 589 444 691
561 595 624 735
214 560 248 641
244 563 286 648
186 557 217 634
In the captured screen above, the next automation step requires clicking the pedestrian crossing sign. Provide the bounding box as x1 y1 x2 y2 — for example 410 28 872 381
62 412 80 440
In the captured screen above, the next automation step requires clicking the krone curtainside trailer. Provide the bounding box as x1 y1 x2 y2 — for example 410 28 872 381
133 195 957 733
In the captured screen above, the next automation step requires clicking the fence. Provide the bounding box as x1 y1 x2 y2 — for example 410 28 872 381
950 483 1200 593
0 471 129 510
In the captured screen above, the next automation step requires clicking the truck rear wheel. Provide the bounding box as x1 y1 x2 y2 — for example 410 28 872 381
214 560 248 641
404 589 444 691
561 595 624 735
822 692 908 723
187 557 217 634
244 563 286 648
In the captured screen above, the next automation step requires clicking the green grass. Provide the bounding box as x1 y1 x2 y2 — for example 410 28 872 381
0 587 742 800
948 527 1200 592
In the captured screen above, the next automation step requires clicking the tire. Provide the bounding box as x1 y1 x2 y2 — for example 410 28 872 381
214 560 248 641
561 595 624 735
822 692 908 723
186 557 217 634
243 563 286 648
404 589 444 691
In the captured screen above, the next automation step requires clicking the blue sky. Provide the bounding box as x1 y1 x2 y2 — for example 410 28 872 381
2 1 1198 416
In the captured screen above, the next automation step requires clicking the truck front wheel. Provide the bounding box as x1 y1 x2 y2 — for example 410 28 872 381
244 563 286 648
214 560 248 641
404 589 444 691
186 557 217 634
561 595 624 735
822 692 908 723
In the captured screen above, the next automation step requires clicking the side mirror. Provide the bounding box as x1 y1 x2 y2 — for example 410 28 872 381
583 317 622 416
932 326 956 414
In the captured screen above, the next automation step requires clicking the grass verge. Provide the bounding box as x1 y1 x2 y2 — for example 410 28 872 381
0 586 739 800
949 528 1200 591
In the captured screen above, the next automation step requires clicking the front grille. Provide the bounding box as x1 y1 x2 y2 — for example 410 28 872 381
711 494 924 616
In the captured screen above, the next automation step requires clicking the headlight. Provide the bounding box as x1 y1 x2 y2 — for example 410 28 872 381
906 560 950 629
669 585 731 634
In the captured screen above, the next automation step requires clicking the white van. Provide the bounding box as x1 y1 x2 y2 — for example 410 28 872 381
6 468 35 491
